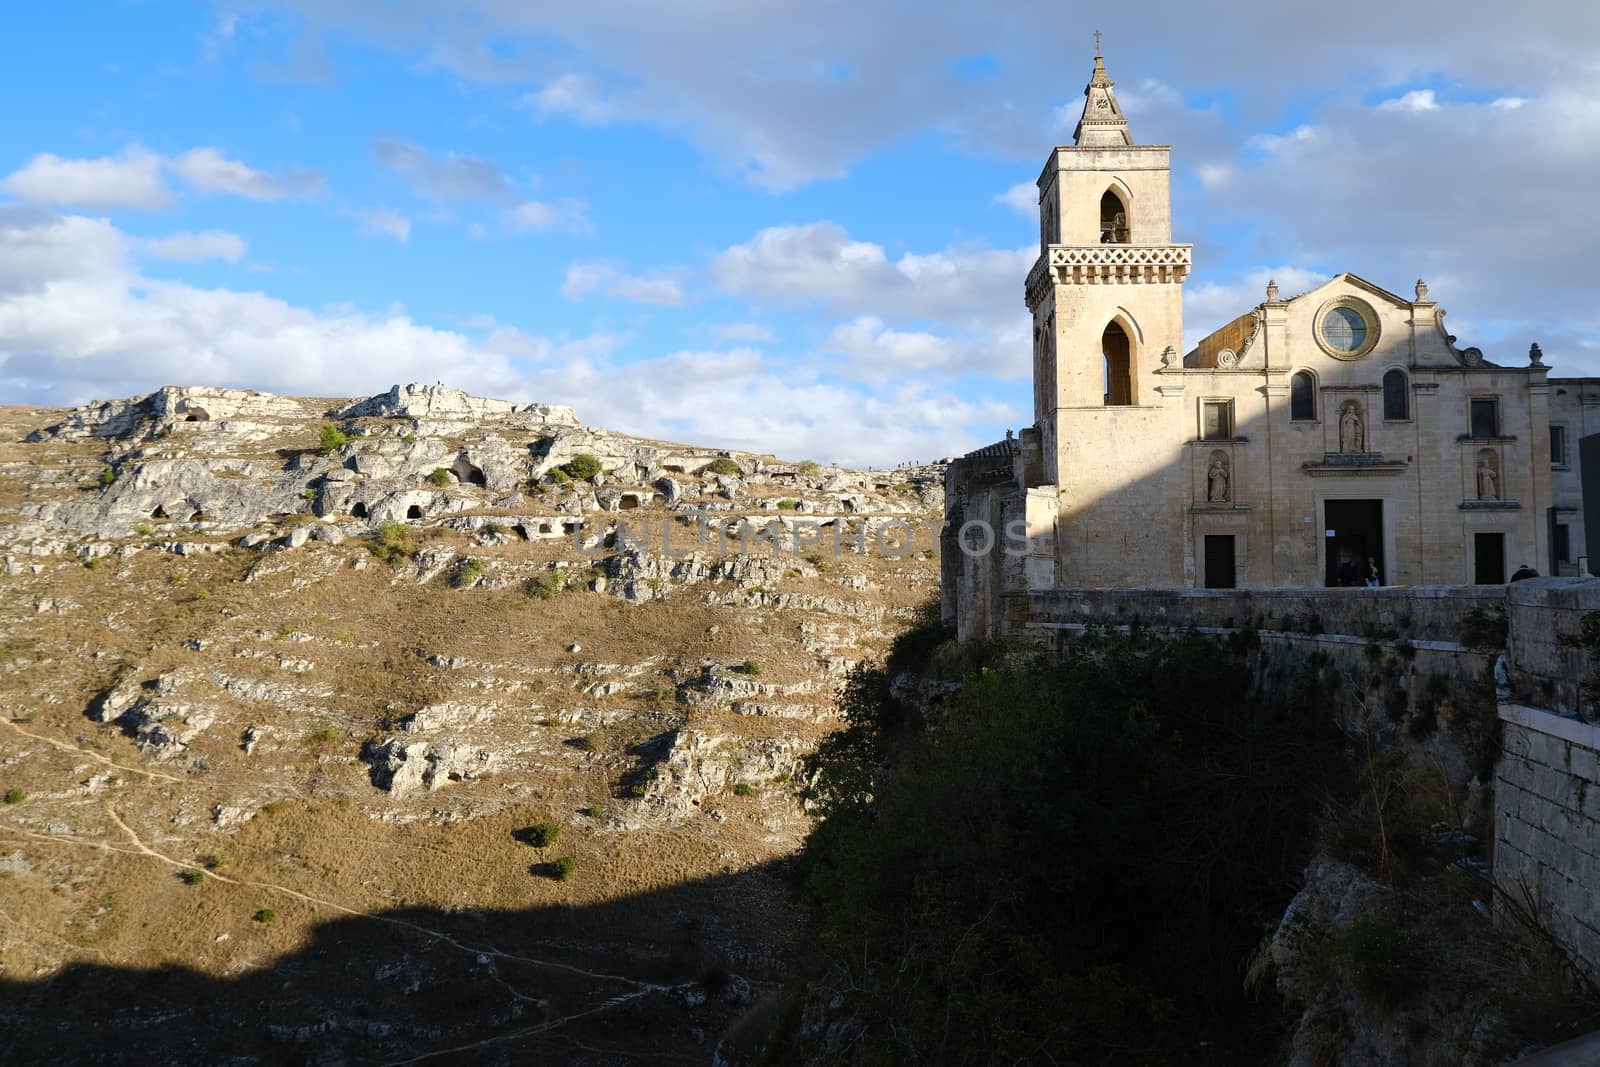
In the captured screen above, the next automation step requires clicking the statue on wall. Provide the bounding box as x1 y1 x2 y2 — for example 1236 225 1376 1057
1206 450 1231 503
1477 451 1500 500
1338 400 1365 453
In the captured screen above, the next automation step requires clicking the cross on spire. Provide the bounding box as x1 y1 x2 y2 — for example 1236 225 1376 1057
1093 30 1102 56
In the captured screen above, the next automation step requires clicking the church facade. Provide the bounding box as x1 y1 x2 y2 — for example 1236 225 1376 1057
943 53 1590 639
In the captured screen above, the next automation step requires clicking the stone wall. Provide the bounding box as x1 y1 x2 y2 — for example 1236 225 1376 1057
1022 577 1600 981
1494 704 1600 981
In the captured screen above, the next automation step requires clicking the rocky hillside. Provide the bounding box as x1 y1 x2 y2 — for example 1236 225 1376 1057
0 383 945 1062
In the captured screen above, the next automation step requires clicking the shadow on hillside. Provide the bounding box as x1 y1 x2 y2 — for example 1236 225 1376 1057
0 863 795 1065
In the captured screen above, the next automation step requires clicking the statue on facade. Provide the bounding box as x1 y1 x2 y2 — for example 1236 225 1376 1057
1338 401 1365 453
1477 453 1500 500
1206 451 1230 502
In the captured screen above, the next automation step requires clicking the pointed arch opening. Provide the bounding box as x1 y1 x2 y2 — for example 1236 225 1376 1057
1102 322 1134 406
1099 188 1130 244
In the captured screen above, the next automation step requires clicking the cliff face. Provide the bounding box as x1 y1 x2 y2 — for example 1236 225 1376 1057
0 384 944 1061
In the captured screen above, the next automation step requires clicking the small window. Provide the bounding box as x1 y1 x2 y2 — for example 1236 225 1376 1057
1554 523 1571 564
1201 400 1233 441
1382 369 1408 421
1470 398 1499 439
1551 425 1568 467
1290 371 1316 421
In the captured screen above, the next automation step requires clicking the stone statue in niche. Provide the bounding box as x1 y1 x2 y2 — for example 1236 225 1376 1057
1206 450 1231 503
1477 450 1500 500
1338 400 1365 453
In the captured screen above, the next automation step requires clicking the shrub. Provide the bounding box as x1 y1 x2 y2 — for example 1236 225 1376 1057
452 558 485 588
202 852 229 871
522 820 562 848
739 659 761 677
303 727 341 747
134 522 154 536
98 467 117 487
368 521 419 564
524 570 565 600
803 551 829 571
559 454 603 482
317 424 350 455
550 855 577 881
582 804 607 818
777 499 800 510
547 467 572 485
701 457 742 477
653 682 677 703
253 908 277 924
3 788 23 805
427 467 452 487
1459 606 1509 651
797 460 822 478
732 782 753 797
180 869 205 886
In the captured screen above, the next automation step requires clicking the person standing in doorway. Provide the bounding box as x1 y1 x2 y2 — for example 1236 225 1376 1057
1366 559 1381 588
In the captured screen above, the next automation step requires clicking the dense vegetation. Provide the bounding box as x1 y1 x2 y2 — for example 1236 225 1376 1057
796 625 1346 1063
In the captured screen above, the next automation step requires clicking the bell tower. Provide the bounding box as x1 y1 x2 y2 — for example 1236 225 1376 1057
1028 49 1192 485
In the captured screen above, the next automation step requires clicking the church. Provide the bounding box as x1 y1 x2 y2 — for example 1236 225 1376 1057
943 51 1595 640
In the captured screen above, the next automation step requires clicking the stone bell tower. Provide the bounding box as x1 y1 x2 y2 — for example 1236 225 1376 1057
1025 49 1193 585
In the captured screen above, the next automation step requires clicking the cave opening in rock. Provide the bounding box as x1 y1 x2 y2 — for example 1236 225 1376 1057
351 502 368 519
406 505 423 520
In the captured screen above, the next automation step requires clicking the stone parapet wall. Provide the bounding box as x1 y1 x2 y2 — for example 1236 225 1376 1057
1022 584 1504 645
1494 704 1600 980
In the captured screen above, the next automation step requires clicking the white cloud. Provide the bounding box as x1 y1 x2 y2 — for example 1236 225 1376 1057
509 198 592 235
1378 89 1441 113
139 230 247 262
356 207 412 243
524 74 621 124
561 260 685 306
1 147 172 210
169 147 323 200
1491 96 1528 110
372 138 517 202
994 181 1037 216
711 221 1031 331
710 322 774 342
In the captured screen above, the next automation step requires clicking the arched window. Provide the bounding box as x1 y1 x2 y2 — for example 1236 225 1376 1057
1290 370 1317 421
1382 369 1409 421
1099 189 1130 244
1103 322 1133 406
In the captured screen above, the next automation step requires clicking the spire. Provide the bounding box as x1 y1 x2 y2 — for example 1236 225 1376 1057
1073 49 1133 147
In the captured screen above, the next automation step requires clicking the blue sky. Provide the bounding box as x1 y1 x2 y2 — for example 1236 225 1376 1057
2 1 1598 465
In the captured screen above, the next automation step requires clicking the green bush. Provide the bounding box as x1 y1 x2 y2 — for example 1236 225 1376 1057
303 727 341 747
550 855 577 881
739 659 761 677
180 869 205 886
3 788 24 805
559 454 603 482
546 467 572 485
523 820 562 848
368 521 419 564
797 461 821 478
134 522 154 536
732 782 753 797
427 467 452 487
98 468 117 487
317 424 350 455
582 804 607 819
452 558 485 588
701 457 742 477
253 908 277 924
776 498 800 510
524 570 565 600
300 488 318 501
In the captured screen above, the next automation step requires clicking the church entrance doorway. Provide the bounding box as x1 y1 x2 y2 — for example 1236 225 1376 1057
1324 499 1383 587
1474 533 1506 585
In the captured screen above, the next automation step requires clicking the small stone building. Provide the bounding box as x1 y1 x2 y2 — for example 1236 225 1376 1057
944 52 1594 639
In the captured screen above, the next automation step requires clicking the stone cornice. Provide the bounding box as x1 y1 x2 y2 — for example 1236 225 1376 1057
1026 243 1193 306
